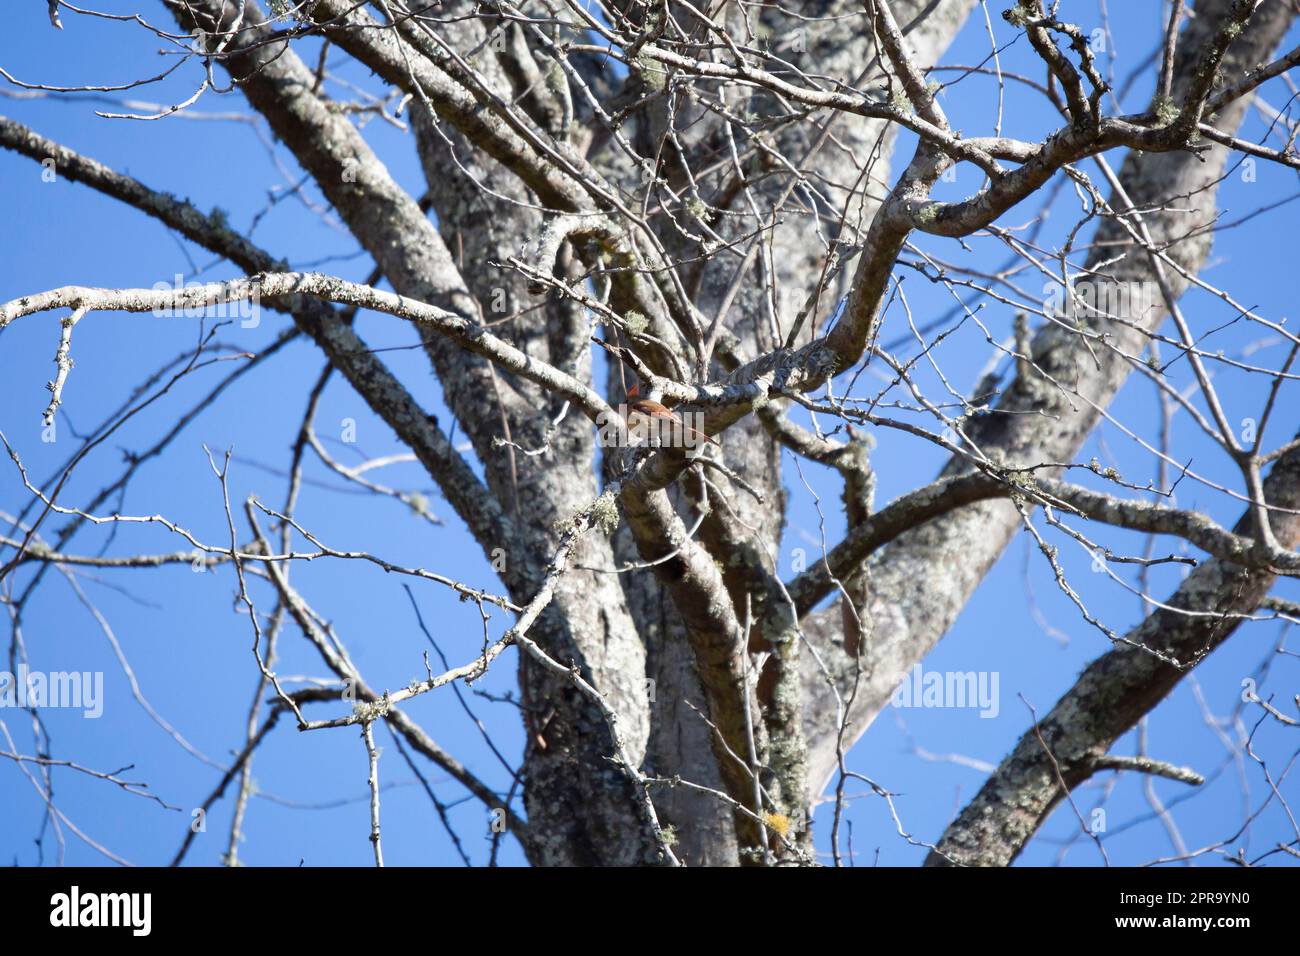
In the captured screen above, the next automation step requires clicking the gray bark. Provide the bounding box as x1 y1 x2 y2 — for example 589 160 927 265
801 0 1298 795
3 0 1294 868
928 435 1300 865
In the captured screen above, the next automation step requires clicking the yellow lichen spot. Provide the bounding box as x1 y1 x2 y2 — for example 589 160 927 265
762 811 791 838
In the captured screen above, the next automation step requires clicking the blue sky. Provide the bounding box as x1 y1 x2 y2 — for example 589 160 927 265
1 1 1297 866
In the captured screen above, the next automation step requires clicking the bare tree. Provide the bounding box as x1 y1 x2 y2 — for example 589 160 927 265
1 0 1298 867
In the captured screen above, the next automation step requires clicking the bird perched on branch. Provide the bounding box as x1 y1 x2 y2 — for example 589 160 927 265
625 383 719 448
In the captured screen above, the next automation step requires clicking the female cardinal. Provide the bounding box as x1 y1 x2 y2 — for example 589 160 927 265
625 383 719 447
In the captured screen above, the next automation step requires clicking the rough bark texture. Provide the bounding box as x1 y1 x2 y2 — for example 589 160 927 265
800 0 1297 795
927 436 1300 866
4 0 1296 868
171 0 660 865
